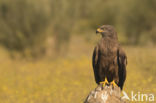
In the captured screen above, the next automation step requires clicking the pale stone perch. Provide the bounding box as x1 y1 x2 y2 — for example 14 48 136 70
84 85 127 103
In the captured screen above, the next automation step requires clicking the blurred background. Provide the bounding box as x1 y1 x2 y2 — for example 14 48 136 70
0 0 155 103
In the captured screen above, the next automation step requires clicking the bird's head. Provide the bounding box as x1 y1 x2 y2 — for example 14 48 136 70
96 25 117 39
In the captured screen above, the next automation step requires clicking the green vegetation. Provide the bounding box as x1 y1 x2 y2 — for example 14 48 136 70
0 0 155 102
0 0 155 57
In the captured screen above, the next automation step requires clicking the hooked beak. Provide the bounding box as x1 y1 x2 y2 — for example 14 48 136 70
96 28 104 34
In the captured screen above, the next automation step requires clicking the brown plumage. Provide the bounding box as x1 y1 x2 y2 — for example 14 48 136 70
92 25 127 90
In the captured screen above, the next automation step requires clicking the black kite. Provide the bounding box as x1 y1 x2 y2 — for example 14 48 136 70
92 25 127 90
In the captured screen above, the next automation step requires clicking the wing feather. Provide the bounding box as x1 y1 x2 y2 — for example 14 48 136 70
92 46 100 84
118 47 127 90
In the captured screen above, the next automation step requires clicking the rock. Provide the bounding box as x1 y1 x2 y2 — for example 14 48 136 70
84 85 126 103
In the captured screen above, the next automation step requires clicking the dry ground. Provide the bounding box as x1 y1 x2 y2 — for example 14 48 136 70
0 36 155 103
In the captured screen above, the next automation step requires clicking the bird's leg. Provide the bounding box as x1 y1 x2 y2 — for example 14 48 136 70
110 80 118 87
100 77 109 87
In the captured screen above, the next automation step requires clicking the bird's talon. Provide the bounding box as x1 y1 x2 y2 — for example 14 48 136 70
110 80 117 87
100 78 109 87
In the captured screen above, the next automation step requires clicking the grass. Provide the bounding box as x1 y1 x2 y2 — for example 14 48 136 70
0 37 155 103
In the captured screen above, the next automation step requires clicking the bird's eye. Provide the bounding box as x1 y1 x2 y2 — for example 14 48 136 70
101 28 105 30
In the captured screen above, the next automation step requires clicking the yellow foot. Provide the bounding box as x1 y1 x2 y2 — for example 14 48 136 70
100 78 109 87
110 80 118 87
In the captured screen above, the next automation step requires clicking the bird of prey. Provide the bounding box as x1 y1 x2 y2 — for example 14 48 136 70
92 25 127 90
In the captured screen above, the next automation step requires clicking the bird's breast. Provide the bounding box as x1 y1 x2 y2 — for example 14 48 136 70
99 46 117 57
98 45 118 66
